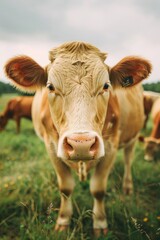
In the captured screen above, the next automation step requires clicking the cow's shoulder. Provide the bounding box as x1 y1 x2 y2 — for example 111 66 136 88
4 98 19 117
102 91 120 139
32 89 58 143
40 90 51 126
107 92 120 123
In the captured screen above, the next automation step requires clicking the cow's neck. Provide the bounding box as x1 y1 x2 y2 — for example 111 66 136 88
102 91 120 141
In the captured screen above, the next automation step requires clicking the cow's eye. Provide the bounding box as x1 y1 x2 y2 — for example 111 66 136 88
47 83 55 91
103 83 109 91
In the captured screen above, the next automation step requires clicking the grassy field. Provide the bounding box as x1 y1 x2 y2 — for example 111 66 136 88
0 94 160 240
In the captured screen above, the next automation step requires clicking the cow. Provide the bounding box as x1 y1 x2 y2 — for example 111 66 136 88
139 98 160 161
143 91 160 129
4 42 152 237
0 96 33 133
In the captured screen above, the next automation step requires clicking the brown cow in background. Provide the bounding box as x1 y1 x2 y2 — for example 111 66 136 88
0 96 33 133
143 91 160 129
140 97 160 161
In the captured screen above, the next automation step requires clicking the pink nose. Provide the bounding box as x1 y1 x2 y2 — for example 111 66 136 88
63 133 99 160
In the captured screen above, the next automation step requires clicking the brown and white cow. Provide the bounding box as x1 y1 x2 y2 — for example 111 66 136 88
4 42 151 236
0 96 33 133
140 98 160 161
143 91 160 129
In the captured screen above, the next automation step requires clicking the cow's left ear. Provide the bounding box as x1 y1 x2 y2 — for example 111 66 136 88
110 56 152 88
4 56 47 92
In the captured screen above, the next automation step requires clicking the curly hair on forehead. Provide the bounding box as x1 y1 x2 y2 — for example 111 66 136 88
49 41 107 62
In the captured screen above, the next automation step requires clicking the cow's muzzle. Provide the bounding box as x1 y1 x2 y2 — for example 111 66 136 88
58 131 104 161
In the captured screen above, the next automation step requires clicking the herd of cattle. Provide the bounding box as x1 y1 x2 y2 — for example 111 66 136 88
0 41 160 236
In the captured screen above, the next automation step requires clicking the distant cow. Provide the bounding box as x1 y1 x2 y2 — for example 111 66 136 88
0 96 33 133
143 91 160 129
140 98 160 161
4 42 151 237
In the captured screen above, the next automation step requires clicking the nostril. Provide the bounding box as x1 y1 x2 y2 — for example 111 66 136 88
63 137 74 152
62 133 101 160
90 136 98 153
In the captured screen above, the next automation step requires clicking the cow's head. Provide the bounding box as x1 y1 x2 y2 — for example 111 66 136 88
139 136 160 161
4 42 152 162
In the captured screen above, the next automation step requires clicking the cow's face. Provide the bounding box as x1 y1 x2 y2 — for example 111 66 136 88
46 56 110 161
144 138 160 161
4 42 152 162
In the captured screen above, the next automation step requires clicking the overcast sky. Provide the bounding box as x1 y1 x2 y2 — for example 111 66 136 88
0 0 160 83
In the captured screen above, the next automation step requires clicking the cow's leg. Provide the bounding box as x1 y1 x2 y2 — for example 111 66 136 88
15 117 20 133
45 140 75 232
54 161 75 231
143 115 148 129
123 140 136 195
90 150 116 237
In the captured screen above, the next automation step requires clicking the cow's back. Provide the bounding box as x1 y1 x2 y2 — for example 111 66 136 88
18 97 33 118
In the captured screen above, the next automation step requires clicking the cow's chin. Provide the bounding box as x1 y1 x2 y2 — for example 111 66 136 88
63 153 101 162
57 130 105 162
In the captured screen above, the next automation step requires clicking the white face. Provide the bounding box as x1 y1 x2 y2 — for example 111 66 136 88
46 56 111 161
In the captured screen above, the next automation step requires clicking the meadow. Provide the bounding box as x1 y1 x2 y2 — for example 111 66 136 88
0 94 160 240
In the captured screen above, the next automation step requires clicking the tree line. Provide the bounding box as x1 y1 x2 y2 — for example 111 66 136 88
143 82 160 93
0 81 34 96
0 80 160 95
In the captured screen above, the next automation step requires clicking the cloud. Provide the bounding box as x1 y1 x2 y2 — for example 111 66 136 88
66 0 160 46
0 0 69 41
0 0 159 82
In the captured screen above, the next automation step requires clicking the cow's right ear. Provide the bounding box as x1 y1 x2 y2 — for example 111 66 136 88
4 56 47 92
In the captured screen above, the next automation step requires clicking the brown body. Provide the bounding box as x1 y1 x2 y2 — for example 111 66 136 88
140 98 160 161
4 42 152 236
143 91 160 129
0 96 33 133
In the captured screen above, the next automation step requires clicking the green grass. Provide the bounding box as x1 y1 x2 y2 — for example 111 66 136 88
0 94 160 240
